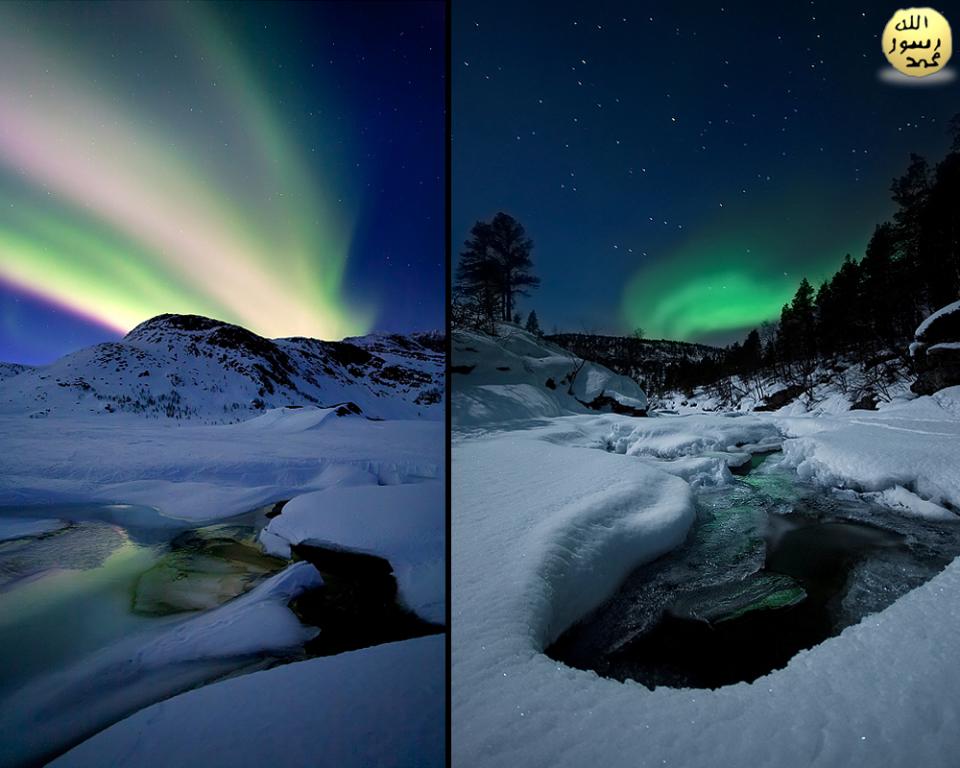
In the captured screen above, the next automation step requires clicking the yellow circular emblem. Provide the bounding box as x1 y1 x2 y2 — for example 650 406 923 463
882 7 952 76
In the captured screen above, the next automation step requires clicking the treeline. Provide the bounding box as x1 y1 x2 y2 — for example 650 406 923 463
547 333 725 397
699 117 960 404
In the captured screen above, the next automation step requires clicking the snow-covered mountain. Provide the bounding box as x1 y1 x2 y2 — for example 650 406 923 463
0 314 444 422
453 323 647 427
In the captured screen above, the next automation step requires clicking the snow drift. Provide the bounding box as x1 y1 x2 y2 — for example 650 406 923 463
50 635 445 768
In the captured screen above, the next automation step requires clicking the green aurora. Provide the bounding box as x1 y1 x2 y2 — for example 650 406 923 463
621 194 878 343
0 1 369 339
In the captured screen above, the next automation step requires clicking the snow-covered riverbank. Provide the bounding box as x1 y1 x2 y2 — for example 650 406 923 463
453 403 960 767
453 327 960 768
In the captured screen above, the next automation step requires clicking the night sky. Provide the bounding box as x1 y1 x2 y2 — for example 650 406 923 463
0 0 444 364
454 1 959 345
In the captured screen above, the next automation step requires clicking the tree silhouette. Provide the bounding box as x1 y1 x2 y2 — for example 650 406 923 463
525 310 542 335
454 212 540 329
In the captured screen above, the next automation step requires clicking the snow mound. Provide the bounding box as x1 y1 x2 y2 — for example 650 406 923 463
454 422 694 664
453 325 647 427
260 481 444 624
912 302 960 396
51 635 444 768
231 405 355 433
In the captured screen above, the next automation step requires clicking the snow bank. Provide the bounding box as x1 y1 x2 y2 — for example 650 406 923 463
229 405 348 433
779 389 960 512
865 485 957 521
260 480 445 624
0 516 66 541
453 420 695 696
453 326 647 428
51 634 444 768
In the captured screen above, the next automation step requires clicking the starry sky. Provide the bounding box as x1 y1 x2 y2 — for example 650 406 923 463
0 0 444 364
454 1 959 345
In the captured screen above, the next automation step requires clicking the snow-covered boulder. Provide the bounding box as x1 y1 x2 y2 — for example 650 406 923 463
912 300 960 395
452 324 647 427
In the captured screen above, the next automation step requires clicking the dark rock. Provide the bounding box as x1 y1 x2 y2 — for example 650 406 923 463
414 386 442 405
912 345 960 395
916 303 960 346
290 542 442 657
577 391 647 417
850 392 879 411
911 301 960 395
265 500 289 519
334 402 363 417
755 384 805 412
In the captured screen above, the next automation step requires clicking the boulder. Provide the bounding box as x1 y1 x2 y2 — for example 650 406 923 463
911 300 960 395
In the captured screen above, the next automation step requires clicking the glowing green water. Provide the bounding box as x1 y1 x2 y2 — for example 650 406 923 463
0 504 283 699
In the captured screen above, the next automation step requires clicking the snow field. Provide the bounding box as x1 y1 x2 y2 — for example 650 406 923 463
0 407 441 521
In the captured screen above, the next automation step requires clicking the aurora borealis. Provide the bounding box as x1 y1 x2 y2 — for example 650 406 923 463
1 1 444 363
455 1 958 345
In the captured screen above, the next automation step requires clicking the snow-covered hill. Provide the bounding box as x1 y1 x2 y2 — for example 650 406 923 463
547 333 719 366
453 324 647 427
0 314 443 422
0 362 33 381
658 355 915 416
547 332 721 393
